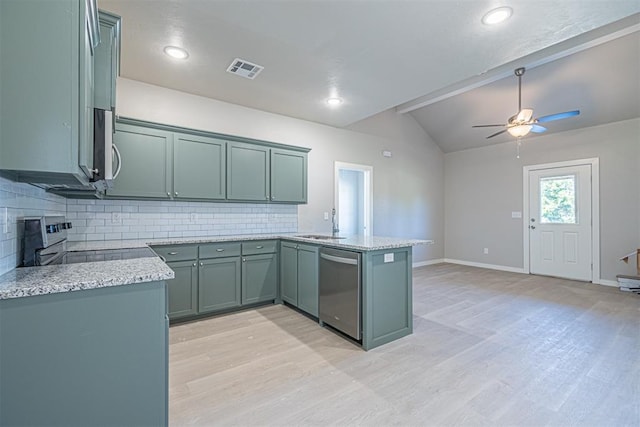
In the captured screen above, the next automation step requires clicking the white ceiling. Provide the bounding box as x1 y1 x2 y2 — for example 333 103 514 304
100 0 640 152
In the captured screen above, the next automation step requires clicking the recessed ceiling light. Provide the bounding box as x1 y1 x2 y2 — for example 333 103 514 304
326 97 343 106
482 7 513 25
163 46 189 60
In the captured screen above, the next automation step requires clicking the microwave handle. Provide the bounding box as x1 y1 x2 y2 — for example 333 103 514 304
112 143 122 180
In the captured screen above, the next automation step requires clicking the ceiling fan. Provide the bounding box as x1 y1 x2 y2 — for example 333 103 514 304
473 67 580 139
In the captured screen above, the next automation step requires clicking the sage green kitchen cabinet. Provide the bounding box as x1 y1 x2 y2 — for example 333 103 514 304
198 257 242 313
108 123 173 198
94 10 121 112
280 242 298 305
361 246 413 350
166 260 198 320
174 133 226 200
241 241 279 305
227 142 270 201
280 241 319 316
0 281 168 426
271 149 308 203
0 0 99 186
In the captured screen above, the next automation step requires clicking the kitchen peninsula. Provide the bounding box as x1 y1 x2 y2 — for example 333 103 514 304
0 233 427 426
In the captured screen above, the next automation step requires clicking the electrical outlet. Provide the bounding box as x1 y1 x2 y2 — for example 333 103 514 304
111 212 122 224
190 213 198 223
483 248 489 254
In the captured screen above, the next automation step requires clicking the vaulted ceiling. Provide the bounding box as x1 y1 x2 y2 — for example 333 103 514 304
100 0 640 152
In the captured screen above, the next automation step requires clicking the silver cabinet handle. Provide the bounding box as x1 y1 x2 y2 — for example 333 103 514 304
216 248 224 252
174 192 179 196
256 245 263 249
168 252 178 255
200 262 203 267
167 192 171 197
243 258 246 262
192 263 196 267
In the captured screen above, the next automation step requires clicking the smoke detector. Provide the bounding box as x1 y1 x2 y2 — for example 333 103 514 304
226 58 264 80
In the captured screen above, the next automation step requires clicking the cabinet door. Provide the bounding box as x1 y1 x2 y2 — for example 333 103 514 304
242 254 278 304
227 142 270 201
108 124 172 198
78 8 95 179
242 253 278 305
297 245 319 316
0 0 85 179
174 133 226 200
166 260 198 320
271 149 307 203
94 11 121 111
199 257 241 313
280 242 298 306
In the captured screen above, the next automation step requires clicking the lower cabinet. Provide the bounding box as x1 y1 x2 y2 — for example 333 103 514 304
166 260 198 319
155 240 278 322
280 241 319 317
199 257 241 313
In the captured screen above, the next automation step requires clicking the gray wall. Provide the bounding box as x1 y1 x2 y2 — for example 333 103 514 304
444 118 640 282
116 78 445 263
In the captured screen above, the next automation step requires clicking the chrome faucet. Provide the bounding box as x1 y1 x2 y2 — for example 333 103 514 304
331 208 339 236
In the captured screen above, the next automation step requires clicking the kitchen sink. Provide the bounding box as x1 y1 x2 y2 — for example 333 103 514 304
296 234 346 240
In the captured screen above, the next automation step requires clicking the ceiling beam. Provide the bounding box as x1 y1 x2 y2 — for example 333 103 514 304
395 13 640 115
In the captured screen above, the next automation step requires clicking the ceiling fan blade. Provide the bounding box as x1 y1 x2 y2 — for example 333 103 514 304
530 124 547 133
536 110 580 123
472 124 506 128
486 129 508 139
516 108 534 123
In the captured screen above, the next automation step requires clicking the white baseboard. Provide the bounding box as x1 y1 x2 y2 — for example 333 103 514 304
443 258 526 274
595 279 622 288
412 258 445 268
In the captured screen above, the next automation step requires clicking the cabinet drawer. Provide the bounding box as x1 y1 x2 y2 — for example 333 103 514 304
152 245 197 262
242 240 277 255
199 242 241 259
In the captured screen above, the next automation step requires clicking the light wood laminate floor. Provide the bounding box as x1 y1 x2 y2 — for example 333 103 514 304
169 263 640 426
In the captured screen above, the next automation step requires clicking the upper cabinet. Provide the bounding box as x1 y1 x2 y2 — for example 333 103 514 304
94 11 121 112
108 119 309 204
227 143 308 204
271 148 307 203
227 142 270 202
0 0 101 185
108 123 173 198
174 133 226 200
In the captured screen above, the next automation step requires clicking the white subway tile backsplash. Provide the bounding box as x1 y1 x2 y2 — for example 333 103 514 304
0 177 66 275
0 175 298 274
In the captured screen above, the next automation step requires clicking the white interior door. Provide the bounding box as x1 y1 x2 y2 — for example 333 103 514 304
529 164 592 281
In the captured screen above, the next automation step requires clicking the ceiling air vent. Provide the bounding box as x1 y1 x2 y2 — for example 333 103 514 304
226 58 264 80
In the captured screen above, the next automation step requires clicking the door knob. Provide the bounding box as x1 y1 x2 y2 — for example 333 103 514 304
530 225 536 229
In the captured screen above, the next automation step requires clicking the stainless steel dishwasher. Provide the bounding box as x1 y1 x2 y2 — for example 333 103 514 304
319 247 362 340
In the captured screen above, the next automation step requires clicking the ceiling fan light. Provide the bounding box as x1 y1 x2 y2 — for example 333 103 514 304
481 7 513 25
507 124 532 138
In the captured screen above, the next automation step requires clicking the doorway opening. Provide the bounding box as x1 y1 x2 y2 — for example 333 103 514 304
523 158 600 282
334 162 373 236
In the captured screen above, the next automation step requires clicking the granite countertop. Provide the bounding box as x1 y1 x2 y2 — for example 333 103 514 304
0 233 431 301
0 257 174 300
68 233 434 252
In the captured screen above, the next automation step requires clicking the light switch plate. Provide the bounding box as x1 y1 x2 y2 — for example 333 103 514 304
512 211 522 218
323 212 329 220
384 253 394 263
111 212 122 224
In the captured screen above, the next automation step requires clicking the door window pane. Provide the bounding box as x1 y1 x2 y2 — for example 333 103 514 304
540 175 577 224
